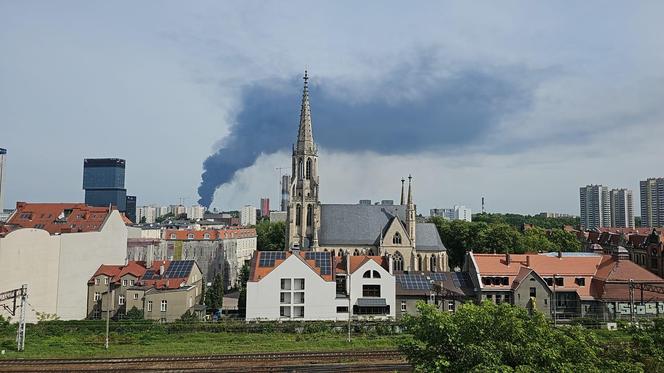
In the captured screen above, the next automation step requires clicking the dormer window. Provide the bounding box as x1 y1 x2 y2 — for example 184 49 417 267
170 233 176 239
204 233 210 239
187 233 194 240
393 232 402 245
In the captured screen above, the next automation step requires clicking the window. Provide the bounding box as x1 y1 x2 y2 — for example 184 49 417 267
281 279 291 290
294 278 305 290
393 232 402 244
372 270 381 278
160 300 167 312
122 279 128 286
94 292 101 301
170 233 176 239
104 277 109 285
305 158 312 179
393 252 403 271
280 306 291 317
188 233 194 240
129 280 135 286
486 294 493 302
147 301 153 312
430 256 437 271
401 301 407 312
280 292 291 304
133 293 139 300
306 205 313 227
575 278 586 286
495 294 502 304
362 285 381 297
529 287 537 297
298 159 303 179
544 278 553 286
337 306 349 313
555 277 564 286
204 233 210 239
293 306 304 318
293 292 305 304
448 301 455 312
363 270 371 278
118 295 125 305
95 278 100 285
296 205 302 226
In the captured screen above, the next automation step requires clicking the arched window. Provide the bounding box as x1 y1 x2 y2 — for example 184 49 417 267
306 205 313 226
363 270 371 278
372 270 381 278
393 232 402 245
296 204 302 226
417 255 422 271
353 249 360 256
393 252 403 272
430 255 437 272
306 158 312 179
298 159 303 179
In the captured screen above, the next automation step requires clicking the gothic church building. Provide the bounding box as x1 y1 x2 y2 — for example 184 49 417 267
286 72 448 272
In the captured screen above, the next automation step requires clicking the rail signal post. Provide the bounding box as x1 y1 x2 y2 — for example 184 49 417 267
0 284 27 351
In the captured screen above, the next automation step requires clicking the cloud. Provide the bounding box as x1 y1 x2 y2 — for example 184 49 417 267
197 59 537 207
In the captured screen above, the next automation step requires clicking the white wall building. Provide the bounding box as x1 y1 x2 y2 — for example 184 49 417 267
609 188 635 228
137 206 157 224
241 205 256 226
580 185 610 229
0 203 128 322
430 206 472 222
187 205 205 220
246 252 395 321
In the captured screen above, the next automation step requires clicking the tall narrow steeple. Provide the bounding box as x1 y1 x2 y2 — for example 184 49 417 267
400 178 405 205
406 175 416 245
296 70 315 154
407 175 413 205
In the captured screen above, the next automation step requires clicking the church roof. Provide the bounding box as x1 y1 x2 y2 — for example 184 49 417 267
318 204 446 252
416 223 447 251
319 204 406 246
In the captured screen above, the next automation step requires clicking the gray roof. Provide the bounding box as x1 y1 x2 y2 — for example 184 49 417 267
416 223 447 252
319 204 406 246
319 204 446 252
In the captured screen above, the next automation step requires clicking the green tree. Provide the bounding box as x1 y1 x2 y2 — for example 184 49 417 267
256 220 286 250
179 310 199 322
400 302 639 372
205 273 224 310
237 263 250 316
548 228 583 252
125 306 144 320
520 227 555 253
484 223 522 254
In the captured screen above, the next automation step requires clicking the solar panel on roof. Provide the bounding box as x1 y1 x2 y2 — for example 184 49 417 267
397 274 432 290
429 273 447 282
304 252 332 275
258 252 287 267
452 272 471 288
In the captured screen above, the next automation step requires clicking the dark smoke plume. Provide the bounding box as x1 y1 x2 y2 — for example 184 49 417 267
198 66 533 208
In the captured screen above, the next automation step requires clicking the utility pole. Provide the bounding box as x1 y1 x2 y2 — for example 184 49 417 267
16 285 27 352
629 278 635 323
105 277 113 350
347 270 352 343
552 274 557 327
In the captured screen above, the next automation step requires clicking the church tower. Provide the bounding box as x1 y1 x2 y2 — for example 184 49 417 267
287 71 321 250
406 175 416 245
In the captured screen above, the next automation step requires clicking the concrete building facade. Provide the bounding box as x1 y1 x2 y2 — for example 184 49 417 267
430 206 472 222
610 188 635 228
641 178 664 227
580 185 610 229
241 205 256 226
1 203 128 322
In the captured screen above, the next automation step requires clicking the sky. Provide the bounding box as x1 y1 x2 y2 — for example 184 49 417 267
1 1 664 215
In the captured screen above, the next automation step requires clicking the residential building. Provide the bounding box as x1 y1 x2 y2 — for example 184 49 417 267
640 178 664 227
0 202 128 322
281 175 290 211
285 72 447 272
241 205 256 226
430 206 472 222
465 251 664 320
609 188 634 228
125 195 137 224
246 251 395 321
187 205 205 220
83 158 127 212
396 272 475 317
579 185 610 229
0 148 6 214
269 211 287 223
137 206 157 224
260 198 270 218
169 204 186 217
87 260 203 322
537 212 577 218
628 229 664 278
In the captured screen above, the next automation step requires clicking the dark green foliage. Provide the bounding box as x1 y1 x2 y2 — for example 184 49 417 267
473 212 580 230
125 306 144 320
256 220 286 250
178 310 199 322
238 263 250 315
205 273 224 310
400 302 641 372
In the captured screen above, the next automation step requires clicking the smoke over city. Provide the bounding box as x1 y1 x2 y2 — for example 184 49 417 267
197 66 534 208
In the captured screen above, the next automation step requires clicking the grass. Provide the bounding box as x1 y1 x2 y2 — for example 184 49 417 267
0 328 402 359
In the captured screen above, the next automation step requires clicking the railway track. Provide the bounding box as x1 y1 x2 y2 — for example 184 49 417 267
0 349 410 372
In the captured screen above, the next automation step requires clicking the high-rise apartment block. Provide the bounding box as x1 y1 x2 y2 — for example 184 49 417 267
260 198 270 217
241 205 257 226
281 175 290 211
640 178 664 227
430 206 472 222
83 158 127 212
0 148 6 214
609 188 634 228
579 185 610 230
125 195 137 223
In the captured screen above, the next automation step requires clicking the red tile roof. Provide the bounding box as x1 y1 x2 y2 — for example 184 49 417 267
89 260 196 290
164 228 256 240
4 202 115 236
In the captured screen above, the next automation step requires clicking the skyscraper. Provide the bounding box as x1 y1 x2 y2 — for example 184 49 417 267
83 158 127 212
579 185 610 230
609 188 634 228
241 205 257 226
260 198 270 217
0 148 6 214
280 175 290 211
125 195 137 223
640 177 664 227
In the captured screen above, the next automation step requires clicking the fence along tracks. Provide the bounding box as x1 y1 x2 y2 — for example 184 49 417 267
0 350 409 372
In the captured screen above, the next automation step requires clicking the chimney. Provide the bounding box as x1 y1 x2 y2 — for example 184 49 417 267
160 261 165 276
505 253 511 265
388 254 394 274
526 255 530 267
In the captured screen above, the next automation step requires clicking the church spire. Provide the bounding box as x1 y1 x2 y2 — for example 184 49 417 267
407 175 413 205
297 70 315 154
400 178 405 205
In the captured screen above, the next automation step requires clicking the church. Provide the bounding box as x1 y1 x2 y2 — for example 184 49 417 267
286 72 448 272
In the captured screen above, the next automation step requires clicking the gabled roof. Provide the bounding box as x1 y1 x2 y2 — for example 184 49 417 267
416 223 446 251
89 260 198 290
348 256 388 274
249 251 336 282
319 204 406 246
164 228 256 240
4 202 115 236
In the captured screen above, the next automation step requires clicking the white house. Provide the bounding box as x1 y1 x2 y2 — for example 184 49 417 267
246 251 395 321
0 202 128 322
